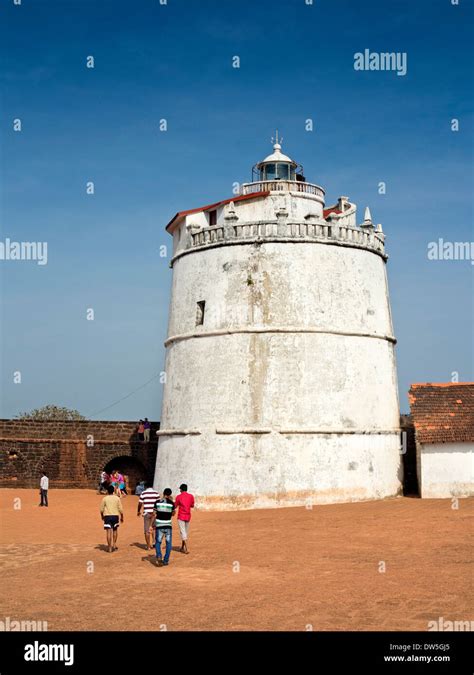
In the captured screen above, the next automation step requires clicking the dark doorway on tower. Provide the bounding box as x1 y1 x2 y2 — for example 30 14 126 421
104 456 147 494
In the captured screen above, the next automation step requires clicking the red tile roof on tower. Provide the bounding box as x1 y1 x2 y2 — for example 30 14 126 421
166 191 270 232
408 383 474 444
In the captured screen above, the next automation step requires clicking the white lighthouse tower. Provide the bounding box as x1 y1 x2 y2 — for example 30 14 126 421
154 135 402 509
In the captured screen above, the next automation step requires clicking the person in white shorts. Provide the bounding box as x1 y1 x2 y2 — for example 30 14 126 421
174 483 195 554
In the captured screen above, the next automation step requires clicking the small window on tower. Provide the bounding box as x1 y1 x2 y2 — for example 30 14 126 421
209 210 217 226
196 301 205 326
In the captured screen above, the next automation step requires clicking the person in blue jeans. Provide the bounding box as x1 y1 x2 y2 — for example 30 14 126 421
153 488 175 566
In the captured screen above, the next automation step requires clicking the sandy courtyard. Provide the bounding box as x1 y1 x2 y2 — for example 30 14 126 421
0 489 472 631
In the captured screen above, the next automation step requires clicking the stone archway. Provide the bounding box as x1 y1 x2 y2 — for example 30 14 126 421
104 455 147 493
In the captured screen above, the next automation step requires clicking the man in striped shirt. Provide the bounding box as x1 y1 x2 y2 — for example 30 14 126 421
153 488 175 566
137 482 160 550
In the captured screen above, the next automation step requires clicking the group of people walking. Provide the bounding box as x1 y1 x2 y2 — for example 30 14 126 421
99 481 195 564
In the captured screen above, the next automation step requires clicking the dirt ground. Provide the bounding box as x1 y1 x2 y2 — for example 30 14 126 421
0 489 472 631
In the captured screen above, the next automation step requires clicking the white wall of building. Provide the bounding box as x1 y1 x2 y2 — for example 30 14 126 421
155 431 402 510
155 216 402 509
167 241 394 338
418 441 473 498
173 192 327 258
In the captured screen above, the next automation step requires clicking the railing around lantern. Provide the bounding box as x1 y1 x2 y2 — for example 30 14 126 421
241 180 325 200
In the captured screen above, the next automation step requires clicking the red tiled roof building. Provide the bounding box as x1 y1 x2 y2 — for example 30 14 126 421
408 383 474 498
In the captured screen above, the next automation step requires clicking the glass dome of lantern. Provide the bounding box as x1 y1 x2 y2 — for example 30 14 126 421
252 131 304 183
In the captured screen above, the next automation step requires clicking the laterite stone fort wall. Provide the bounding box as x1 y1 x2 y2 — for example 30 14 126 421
0 420 159 489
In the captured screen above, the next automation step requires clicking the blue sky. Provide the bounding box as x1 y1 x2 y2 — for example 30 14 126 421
1 0 472 419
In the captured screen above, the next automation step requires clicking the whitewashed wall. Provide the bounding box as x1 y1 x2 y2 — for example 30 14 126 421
156 180 402 510
418 441 473 498
155 432 402 509
155 228 401 509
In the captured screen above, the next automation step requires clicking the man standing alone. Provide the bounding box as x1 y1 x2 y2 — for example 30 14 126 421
174 483 195 554
39 472 49 507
